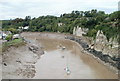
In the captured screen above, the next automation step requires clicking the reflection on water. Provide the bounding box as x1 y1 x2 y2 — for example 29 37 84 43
33 37 118 79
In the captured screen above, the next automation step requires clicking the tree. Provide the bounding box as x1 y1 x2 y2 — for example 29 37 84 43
39 27 45 32
8 28 17 34
87 29 97 39
110 11 120 21
46 25 52 31
2 9 119 43
84 11 92 17
25 16 31 21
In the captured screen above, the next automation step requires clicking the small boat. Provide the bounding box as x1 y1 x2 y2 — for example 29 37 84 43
65 67 71 75
62 46 66 50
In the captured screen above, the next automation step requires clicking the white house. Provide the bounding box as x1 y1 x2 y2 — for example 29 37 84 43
13 34 20 39
19 26 29 30
23 26 29 30
19 26 24 29
1 31 12 40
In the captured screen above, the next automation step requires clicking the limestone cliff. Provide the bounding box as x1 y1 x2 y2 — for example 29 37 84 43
73 28 118 58
94 30 118 57
73 26 88 36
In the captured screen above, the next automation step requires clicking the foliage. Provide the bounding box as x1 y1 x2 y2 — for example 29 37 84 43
5 34 13 41
8 28 18 34
2 38 25 52
86 29 97 39
2 10 119 41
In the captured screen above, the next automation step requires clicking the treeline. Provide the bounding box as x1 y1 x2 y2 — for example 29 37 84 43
2 9 120 41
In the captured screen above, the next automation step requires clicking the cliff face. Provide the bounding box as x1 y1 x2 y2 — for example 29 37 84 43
73 27 118 58
65 33 119 71
94 30 118 57
73 26 88 36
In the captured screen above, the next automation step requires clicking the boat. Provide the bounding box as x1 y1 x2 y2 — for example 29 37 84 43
65 67 71 75
62 46 66 50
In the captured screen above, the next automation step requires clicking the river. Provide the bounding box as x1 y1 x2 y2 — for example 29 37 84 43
21 32 117 79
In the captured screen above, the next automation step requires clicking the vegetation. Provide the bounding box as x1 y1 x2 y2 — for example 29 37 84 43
5 34 13 41
2 38 26 52
2 9 119 41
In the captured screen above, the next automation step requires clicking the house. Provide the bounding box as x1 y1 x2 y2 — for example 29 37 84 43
1 31 12 40
19 26 24 29
23 26 29 30
2 33 7 39
19 26 29 30
13 34 20 39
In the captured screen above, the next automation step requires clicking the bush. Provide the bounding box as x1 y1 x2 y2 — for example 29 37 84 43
8 28 17 34
87 29 97 39
5 34 12 41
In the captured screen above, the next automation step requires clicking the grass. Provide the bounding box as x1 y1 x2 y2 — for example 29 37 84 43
2 38 26 52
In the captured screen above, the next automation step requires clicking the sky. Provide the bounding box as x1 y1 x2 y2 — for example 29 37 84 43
0 0 119 20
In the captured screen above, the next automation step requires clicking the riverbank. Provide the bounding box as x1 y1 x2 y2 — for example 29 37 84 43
2 36 44 79
22 32 118 79
2 38 26 52
2 32 118 79
65 35 119 74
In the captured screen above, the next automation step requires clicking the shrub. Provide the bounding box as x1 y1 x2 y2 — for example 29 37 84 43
5 34 12 41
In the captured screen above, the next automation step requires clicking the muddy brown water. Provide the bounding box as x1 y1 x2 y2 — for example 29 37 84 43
22 32 118 79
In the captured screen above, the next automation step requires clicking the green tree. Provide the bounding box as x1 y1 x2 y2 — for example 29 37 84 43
8 28 17 34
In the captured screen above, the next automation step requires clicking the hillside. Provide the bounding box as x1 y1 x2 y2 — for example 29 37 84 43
2 9 120 42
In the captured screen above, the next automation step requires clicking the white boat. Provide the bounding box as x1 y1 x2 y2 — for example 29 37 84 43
62 46 66 50
65 67 71 75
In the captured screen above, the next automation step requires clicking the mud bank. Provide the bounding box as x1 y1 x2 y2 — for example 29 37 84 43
2 32 118 79
22 32 118 79
2 37 44 79
65 35 120 73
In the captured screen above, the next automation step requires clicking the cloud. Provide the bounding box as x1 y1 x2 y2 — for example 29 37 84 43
0 0 119 20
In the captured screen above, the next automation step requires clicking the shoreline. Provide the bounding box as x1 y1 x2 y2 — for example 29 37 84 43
2 35 44 79
22 32 119 74
65 35 119 74
2 32 118 79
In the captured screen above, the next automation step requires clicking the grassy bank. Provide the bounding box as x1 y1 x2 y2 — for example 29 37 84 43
2 38 26 52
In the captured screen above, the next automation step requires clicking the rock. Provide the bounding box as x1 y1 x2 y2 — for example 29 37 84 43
28 44 44 56
65 35 120 70
73 26 88 36
16 59 21 63
3 63 7 66
16 64 36 78
29 45 39 51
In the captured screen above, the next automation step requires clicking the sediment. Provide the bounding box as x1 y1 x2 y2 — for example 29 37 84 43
65 35 120 73
2 37 44 79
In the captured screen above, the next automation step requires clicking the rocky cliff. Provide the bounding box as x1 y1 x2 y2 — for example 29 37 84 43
73 26 88 36
72 27 119 70
73 27 119 58
94 30 118 57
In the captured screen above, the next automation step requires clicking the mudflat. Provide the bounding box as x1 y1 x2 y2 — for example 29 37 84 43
2 32 118 79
